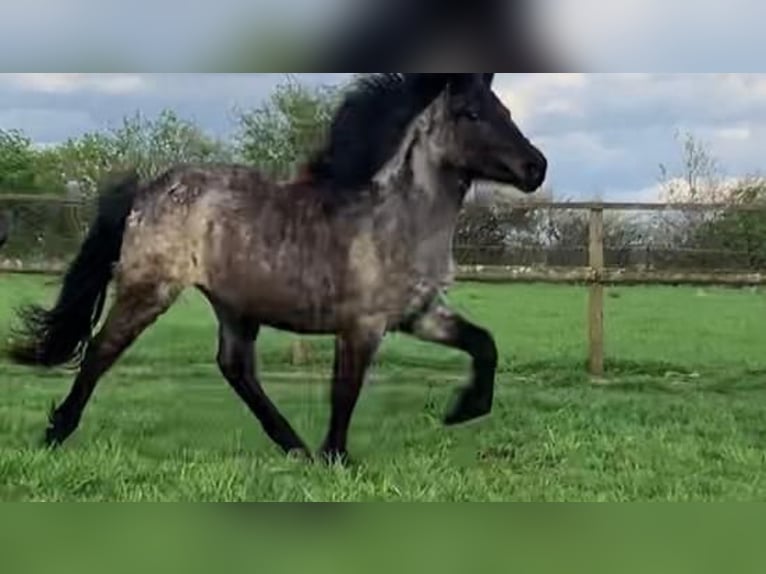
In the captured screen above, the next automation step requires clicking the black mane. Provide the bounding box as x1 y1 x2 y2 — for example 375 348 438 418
305 73 450 189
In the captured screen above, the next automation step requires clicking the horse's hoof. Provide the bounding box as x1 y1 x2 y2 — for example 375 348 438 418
42 426 65 449
443 388 492 426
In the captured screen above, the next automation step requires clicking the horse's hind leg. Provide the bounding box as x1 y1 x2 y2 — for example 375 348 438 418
215 309 311 458
399 302 497 426
45 283 178 447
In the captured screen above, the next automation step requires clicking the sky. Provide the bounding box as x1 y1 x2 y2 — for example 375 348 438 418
1 73 765 201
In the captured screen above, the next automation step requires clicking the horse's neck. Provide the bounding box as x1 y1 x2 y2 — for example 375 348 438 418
373 138 466 284
406 140 465 233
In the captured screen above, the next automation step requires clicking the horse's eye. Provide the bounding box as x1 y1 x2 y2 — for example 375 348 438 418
461 110 480 121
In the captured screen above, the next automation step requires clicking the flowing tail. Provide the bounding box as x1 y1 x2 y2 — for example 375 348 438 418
8 171 140 368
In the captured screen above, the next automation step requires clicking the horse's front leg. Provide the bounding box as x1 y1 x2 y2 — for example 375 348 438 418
400 302 497 425
320 318 385 464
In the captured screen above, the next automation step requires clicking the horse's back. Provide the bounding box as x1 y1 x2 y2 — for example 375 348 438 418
114 165 268 287
114 164 335 297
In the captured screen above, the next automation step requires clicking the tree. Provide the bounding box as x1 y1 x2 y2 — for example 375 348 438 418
653 132 766 270
693 176 766 269
654 131 727 250
234 76 341 179
658 130 724 204
454 183 553 265
0 111 233 263
0 130 39 192
454 203 511 264
33 110 234 197
35 133 116 196
110 110 233 181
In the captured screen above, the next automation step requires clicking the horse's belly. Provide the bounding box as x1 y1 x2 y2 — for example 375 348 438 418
249 289 341 333
205 265 342 332
202 247 425 334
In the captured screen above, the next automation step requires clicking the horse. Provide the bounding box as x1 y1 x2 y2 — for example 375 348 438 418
9 73 547 463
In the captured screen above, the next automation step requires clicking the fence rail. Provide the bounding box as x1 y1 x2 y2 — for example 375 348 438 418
2 196 765 377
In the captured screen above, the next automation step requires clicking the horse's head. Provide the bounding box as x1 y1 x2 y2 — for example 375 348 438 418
425 73 547 193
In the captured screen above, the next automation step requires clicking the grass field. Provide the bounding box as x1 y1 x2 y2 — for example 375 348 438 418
1 273 766 501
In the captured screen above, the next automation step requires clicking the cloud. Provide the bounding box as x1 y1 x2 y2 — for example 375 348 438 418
504 74 766 139
493 73 766 198
713 126 751 143
496 73 587 125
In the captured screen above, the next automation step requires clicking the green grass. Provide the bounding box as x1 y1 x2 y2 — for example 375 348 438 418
1 273 766 501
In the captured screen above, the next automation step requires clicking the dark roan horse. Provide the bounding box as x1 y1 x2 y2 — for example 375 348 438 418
9 73 547 463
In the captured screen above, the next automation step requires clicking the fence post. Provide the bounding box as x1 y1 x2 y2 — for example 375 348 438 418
588 207 605 376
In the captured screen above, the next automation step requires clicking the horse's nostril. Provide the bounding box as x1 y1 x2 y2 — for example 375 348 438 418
523 161 545 185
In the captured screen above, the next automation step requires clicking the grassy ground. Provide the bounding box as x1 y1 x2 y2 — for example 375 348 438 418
1 273 765 501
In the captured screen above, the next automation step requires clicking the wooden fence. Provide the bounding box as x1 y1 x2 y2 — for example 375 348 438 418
2 195 765 376
454 201 766 376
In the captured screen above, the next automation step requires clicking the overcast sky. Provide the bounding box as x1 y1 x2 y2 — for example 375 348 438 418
1 73 765 201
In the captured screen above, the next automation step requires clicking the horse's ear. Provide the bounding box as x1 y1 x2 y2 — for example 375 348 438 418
482 73 495 86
